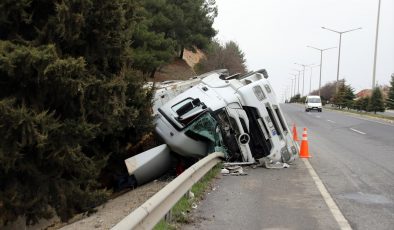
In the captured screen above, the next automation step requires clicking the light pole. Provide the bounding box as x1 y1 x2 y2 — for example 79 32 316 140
307 46 336 96
289 73 297 99
308 64 320 95
292 77 296 99
372 0 382 89
294 63 314 97
292 69 303 95
321 26 362 93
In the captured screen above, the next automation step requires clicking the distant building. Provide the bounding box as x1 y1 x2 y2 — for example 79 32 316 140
355 89 372 99
355 86 389 100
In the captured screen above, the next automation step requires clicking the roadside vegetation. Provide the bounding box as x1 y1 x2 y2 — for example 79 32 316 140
154 164 222 230
289 74 394 116
0 0 249 227
195 40 247 75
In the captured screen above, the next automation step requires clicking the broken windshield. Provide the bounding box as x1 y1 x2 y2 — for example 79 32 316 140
184 112 228 156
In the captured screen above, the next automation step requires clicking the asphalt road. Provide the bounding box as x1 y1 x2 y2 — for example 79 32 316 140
182 104 394 230
283 104 394 230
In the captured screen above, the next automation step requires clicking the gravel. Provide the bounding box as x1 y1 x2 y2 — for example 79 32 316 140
57 180 169 230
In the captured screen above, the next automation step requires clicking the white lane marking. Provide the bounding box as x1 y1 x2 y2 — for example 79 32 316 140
303 159 352 230
316 115 321 118
349 128 366 135
346 114 394 127
327 120 336 123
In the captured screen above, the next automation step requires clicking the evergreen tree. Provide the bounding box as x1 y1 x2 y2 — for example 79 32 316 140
290 94 301 103
332 80 346 109
361 96 370 111
343 84 355 109
332 80 354 109
128 0 218 77
354 96 369 112
131 0 176 77
167 0 217 59
0 0 152 225
368 87 385 114
387 74 394 109
196 40 247 74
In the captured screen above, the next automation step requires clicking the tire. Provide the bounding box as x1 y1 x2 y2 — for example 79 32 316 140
305 109 309 112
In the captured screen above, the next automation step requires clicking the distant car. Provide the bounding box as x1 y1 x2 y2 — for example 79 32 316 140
305 95 322 112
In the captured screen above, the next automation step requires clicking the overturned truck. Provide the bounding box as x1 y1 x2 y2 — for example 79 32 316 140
125 69 298 185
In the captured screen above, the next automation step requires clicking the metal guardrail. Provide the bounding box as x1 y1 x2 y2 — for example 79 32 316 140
112 152 224 230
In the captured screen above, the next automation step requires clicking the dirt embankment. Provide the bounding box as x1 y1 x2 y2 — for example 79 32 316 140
59 180 169 230
154 48 205 82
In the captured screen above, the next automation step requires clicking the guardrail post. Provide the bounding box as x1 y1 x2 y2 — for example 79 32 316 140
164 210 172 222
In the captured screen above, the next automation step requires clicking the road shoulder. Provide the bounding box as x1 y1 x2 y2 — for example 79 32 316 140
182 161 340 230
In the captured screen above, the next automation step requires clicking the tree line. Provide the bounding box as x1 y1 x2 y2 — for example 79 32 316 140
289 74 394 114
0 0 248 226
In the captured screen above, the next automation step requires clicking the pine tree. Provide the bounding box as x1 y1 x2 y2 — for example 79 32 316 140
331 80 354 109
290 94 301 103
167 0 218 59
0 0 153 225
368 87 385 114
196 40 247 74
354 96 369 112
387 74 394 109
131 0 176 77
361 96 370 111
332 80 346 109
344 84 355 109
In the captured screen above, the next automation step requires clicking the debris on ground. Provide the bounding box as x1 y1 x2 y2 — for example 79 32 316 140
221 165 248 176
188 191 195 199
258 157 291 169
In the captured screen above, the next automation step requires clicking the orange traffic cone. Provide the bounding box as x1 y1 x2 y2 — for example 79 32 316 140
292 123 299 141
299 128 311 158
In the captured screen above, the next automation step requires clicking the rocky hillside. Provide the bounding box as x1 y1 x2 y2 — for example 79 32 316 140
154 49 205 81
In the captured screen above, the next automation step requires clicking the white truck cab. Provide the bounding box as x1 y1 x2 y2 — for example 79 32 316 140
305 95 322 112
154 69 298 164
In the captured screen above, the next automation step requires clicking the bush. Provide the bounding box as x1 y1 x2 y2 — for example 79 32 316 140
0 1 152 225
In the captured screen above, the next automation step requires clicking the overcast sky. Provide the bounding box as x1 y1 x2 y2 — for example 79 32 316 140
213 0 394 100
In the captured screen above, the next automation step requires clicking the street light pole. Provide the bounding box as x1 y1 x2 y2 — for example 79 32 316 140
292 69 302 95
302 65 306 97
294 63 314 97
372 0 382 89
321 26 362 93
307 46 336 96
293 77 296 98
289 73 297 99
309 65 320 95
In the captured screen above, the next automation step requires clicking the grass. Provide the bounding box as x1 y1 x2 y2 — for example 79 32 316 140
154 163 222 230
155 220 175 230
